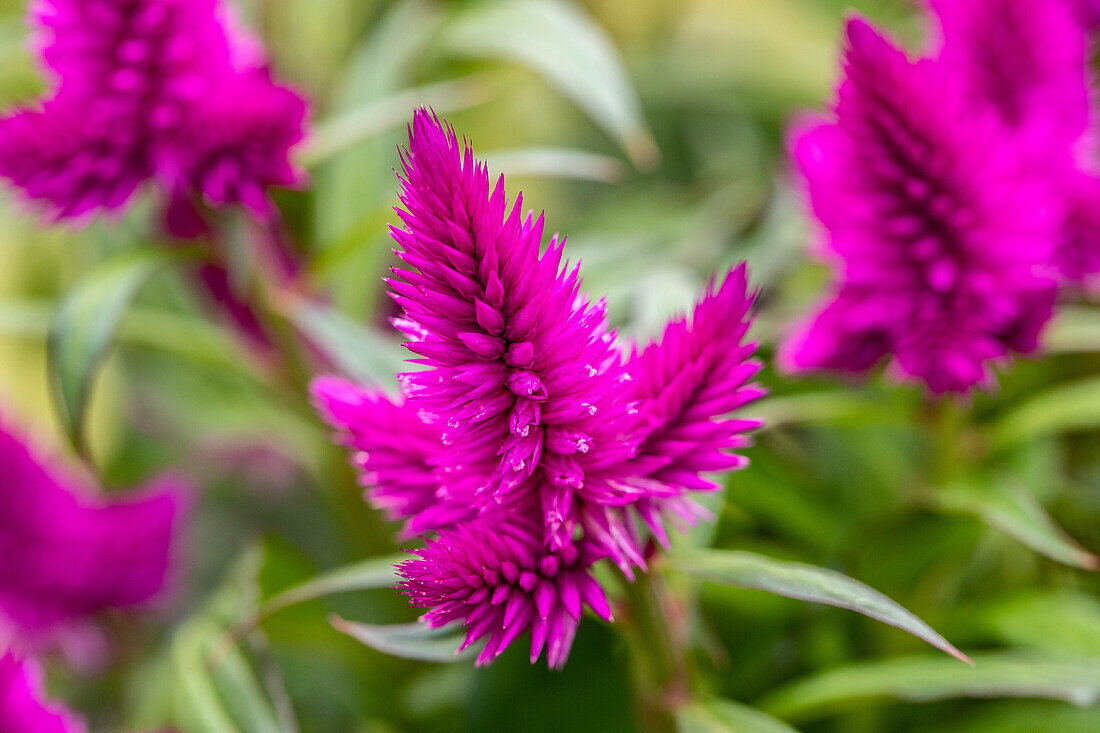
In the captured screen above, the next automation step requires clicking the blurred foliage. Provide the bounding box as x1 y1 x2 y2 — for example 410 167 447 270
0 0 1097 731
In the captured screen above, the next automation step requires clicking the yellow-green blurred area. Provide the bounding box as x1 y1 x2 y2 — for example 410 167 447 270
0 1 1097 732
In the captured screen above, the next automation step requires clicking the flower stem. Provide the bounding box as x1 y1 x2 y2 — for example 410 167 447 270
621 568 692 733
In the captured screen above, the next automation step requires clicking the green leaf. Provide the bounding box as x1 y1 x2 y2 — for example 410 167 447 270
753 392 900 430
47 247 192 457
760 653 1100 723
1044 306 1100 354
151 548 295 733
676 699 800 733
667 550 969 662
974 591 1100 657
482 147 628 183
261 554 402 615
330 617 475 663
284 298 408 388
300 75 491 167
0 298 270 386
932 481 1098 570
441 0 658 168
990 377 1100 450
224 554 404 649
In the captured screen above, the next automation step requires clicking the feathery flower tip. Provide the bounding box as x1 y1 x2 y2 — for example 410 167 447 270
397 521 611 669
313 110 763 668
391 109 639 548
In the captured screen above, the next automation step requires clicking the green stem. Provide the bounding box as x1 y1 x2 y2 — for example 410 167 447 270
924 395 965 488
622 569 691 733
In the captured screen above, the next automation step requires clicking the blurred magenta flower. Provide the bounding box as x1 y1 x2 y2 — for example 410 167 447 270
0 0 306 226
1068 0 1100 30
0 652 84 733
929 0 1100 286
781 18 1060 394
314 110 763 667
0 419 185 645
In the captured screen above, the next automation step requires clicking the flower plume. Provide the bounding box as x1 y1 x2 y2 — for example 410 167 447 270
0 0 307 225
0 418 185 641
389 111 640 551
314 109 763 667
928 0 1100 286
781 17 1059 393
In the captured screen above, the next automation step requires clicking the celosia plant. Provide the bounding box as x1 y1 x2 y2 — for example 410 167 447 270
929 0 1100 286
0 0 307 228
780 17 1062 393
314 110 764 668
0 418 184 645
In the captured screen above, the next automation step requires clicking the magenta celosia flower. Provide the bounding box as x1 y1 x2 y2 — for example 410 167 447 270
0 0 306 223
0 652 84 733
930 0 1091 146
0 100 149 219
780 18 1060 394
160 69 307 220
1068 0 1100 31
614 266 765 548
398 520 612 669
314 110 763 667
0 419 185 642
389 111 643 552
312 376 475 537
1061 173 1100 285
928 0 1100 286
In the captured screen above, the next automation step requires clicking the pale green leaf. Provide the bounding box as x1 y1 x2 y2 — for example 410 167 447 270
331 617 474 663
223 554 404 649
483 147 627 183
990 377 1100 450
760 653 1100 723
441 0 658 167
167 549 294 733
285 299 407 388
1044 306 1100 354
300 75 491 167
47 247 192 456
975 591 1100 657
754 392 899 430
933 481 1098 570
677 699 799 733
667 550 968 662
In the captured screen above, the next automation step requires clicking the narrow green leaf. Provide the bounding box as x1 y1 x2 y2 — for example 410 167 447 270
667 550 969 662
933 481 1098 570
1044 306 1100 354
284 298 408 388
676 699 800 733
483 147 628 183
330 616 474 663
1 298 270 385
441 0 658 168
47 247 191 456
974 591 1100 657
760 653 1100 722
261 554 402 617
222 554 404 652
169 548 292 733
990 376 1100 450
754 392 898 430
300 75 491 167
